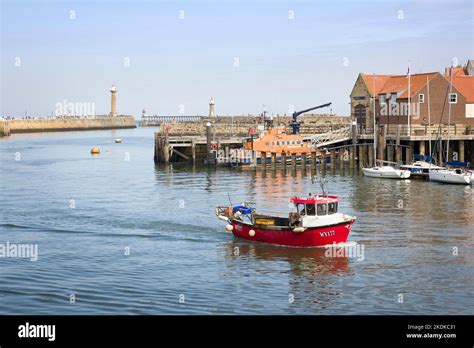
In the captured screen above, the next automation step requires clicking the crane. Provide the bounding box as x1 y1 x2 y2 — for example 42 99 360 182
291 102 332 134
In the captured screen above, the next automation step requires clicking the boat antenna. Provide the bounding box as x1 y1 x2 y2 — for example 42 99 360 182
227 193 233 206
319 177 327 196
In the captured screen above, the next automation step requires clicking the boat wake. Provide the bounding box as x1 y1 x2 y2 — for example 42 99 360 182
319 241 358 248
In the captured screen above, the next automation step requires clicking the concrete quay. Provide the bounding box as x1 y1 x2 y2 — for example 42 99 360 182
0 116 136 135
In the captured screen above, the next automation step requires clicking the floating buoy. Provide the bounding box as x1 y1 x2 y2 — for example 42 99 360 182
225 224 233 232
115 138 122 143
249 229 255 237
90 147 100 154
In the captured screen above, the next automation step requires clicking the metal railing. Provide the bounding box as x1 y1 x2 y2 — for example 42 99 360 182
305 126 352 148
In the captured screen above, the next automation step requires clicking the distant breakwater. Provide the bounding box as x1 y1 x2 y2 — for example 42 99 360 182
0 116 136 135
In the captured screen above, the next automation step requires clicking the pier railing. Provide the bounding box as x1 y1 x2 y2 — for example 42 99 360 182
360 124 473 139
305 126 352 148
141 115 204 126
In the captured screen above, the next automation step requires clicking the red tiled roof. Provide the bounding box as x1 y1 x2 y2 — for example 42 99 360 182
361 74 398 96
450 76 474 103
444 66 466 77
378 72 438 99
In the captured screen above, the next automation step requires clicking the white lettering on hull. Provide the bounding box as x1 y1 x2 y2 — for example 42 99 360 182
319 230 336 237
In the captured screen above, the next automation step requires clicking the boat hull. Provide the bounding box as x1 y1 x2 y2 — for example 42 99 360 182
231 219 355 247
362 167 410 179
429 170 471 185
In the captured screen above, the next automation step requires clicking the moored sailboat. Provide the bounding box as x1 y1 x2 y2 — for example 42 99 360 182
428 62 473 185
363 162 411 179
401 160 443 178
362 74 411 179
429 167 472 185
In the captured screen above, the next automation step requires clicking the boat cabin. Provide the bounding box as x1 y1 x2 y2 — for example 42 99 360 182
289 196 342 228
218 195 344 229
290 196 340 217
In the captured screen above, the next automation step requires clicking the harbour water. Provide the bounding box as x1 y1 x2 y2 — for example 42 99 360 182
0 128 473 315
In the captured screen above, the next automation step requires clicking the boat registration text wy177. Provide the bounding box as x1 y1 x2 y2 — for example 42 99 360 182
320 230 336 237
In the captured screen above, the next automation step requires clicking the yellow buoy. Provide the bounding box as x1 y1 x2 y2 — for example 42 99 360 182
90 147 100 154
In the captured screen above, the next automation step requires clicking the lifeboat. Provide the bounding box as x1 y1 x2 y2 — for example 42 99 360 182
247 127 320 164
216 194 356 247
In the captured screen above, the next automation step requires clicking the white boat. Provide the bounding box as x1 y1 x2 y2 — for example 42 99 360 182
362 77 410 180
362 165 411 179
427 64 473 186
429 168 472 185
400 161 444 177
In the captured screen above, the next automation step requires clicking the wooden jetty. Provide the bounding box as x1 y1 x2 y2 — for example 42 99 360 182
154 118 474 172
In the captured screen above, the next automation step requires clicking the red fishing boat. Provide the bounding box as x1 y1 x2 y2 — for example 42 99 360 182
215 194 356 247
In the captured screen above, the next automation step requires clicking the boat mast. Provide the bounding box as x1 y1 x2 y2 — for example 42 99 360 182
408 60 411 136
427 74 432 161
446 63 453 164
373 73 377 165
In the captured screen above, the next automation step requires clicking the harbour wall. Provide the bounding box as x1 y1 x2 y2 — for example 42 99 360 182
1 116 136 135
159 115 351 137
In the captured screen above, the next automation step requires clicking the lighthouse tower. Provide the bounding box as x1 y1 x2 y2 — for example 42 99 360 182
110 85 117 117
209 97 215 117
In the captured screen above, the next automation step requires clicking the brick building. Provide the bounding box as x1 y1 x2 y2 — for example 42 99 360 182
350 73 398 129
375 72 474 128
350 62 474 163
350 68 474 130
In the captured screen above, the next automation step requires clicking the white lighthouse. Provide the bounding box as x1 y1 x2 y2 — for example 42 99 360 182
110 84 117 117
209 97 215 117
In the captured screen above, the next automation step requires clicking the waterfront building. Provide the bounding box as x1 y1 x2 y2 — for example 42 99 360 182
350 60 474 163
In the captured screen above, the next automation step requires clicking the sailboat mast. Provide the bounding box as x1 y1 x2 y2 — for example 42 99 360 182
446 64 453 163
408 60 411 136
427 75 432 159
373 74 377 164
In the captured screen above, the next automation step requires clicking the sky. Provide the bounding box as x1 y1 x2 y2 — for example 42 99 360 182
1 0 473 117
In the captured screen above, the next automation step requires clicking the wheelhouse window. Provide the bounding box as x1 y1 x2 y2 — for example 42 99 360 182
328 202 338 214
418 94 424 103
306 204 315 216
449 93 457 104
317 204 327 216
297 204 305 215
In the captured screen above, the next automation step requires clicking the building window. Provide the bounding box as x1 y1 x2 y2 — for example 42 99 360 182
354 104 366 117
390 93 397 104
449 93 457 104
379 95 386 105
419 94 424 103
